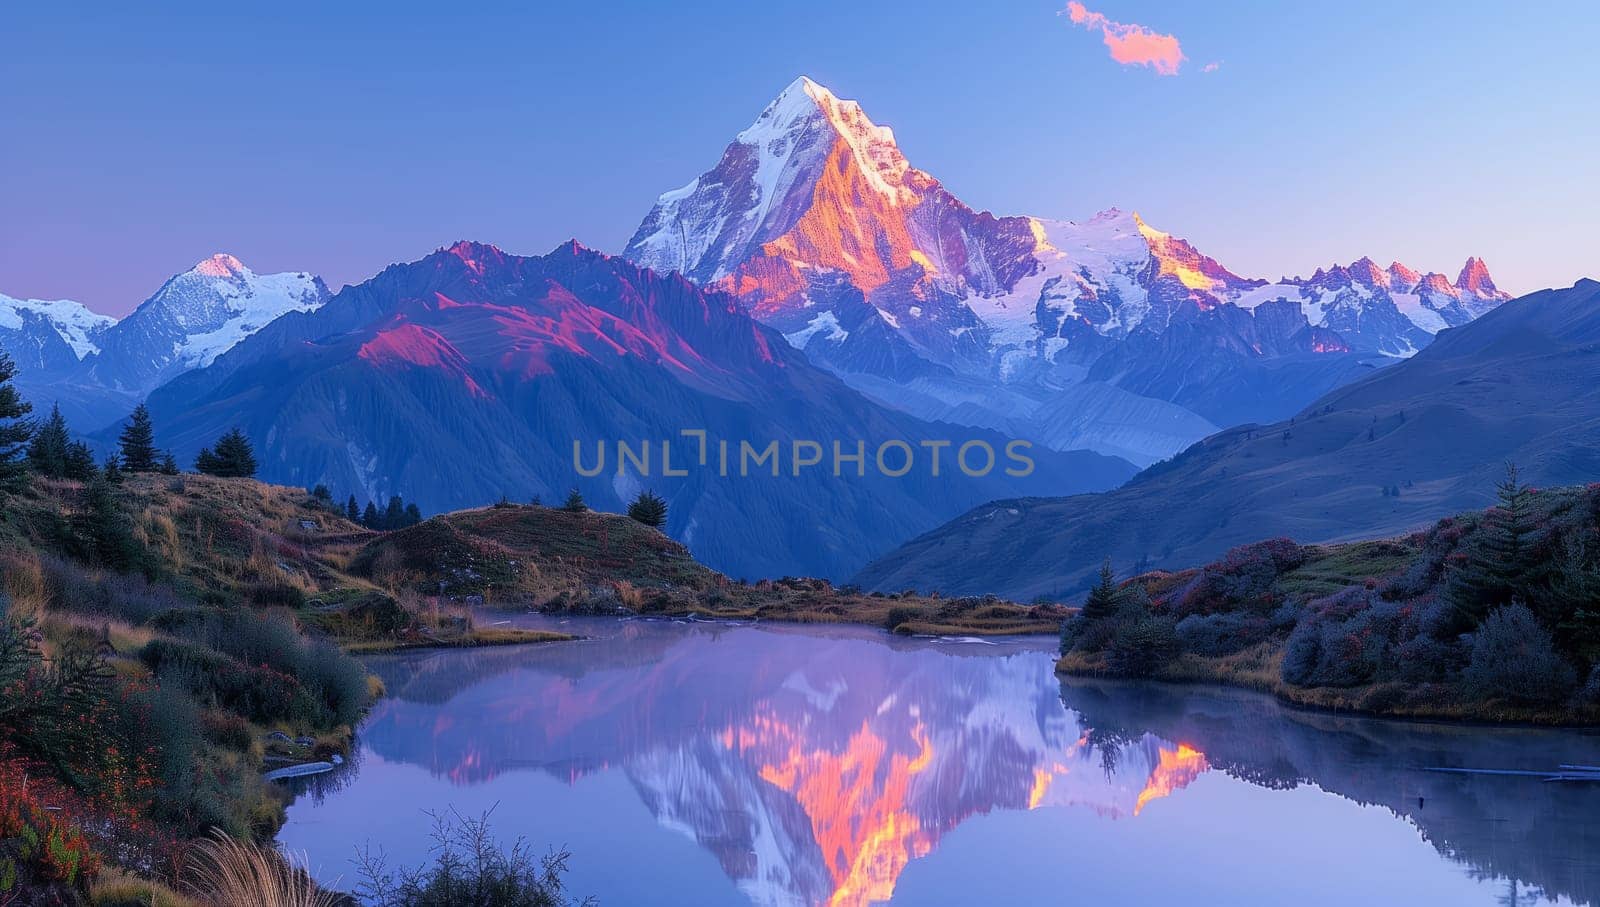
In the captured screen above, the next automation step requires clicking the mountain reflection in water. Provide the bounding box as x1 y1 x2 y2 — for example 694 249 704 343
278 617 1599 907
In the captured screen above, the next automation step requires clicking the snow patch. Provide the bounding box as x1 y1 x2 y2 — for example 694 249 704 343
0 293 116 359
783 311 848 347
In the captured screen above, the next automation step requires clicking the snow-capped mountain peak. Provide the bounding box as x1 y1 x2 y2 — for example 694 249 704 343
1346 256 1389 287
624 76 949 290
0 292 117 402
750 75 916 204
0 293 115 362
1387 261 1421 288
79 255 331 395
191 252 250 280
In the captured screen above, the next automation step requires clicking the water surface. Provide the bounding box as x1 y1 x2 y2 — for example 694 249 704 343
279 616 1600 905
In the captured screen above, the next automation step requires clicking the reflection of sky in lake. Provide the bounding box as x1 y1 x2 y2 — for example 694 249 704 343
278 617 1599 906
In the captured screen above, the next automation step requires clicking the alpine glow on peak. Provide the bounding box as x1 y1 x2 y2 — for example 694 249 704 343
625 76 1514 466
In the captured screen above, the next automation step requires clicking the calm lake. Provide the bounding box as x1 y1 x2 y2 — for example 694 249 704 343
278 616 1600 906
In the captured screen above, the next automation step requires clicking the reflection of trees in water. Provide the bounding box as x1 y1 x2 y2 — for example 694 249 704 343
279 745 367 807
1061 677 1600 907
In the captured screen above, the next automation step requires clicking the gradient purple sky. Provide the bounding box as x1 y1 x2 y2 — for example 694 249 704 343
4 1 1597 315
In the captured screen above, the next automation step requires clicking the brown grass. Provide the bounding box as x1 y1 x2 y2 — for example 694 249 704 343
185 830 340 907
344 627 574 654
0 549 48 615
91 868 205 907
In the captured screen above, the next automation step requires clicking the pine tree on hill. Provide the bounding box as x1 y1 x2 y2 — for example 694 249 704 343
157 452 179 475
27 404 71 479
346 495 361 522
627 490 668 528
196 428 257 478
362 502 380 528
74 472 139 571
0 351 34 496
562 487 586 512
403 502 422 527
383 496 405 531
1080 559 1122 623
1449 462 1540 627
64 441 97 482
102 454 123 484
118 404 157 472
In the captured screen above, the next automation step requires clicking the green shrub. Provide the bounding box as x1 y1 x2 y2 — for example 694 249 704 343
132 684 249 834
0 616 122 792
246 582 307 610
1172 538 1304 617
1278 589 1406 687
149 612 371 728
355 810 588 907
1106 615 1181 678
142 638 319 726
300 639 369 727
1462 604 1577 704
343 591 412 635
883 606 919 632
1175 612 1273 657
200 709 253 750
36 553 185 624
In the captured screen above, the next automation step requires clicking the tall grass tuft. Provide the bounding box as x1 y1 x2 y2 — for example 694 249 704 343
186 830 339 907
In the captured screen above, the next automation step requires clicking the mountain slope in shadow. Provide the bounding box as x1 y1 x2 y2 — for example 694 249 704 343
857 278 1600 599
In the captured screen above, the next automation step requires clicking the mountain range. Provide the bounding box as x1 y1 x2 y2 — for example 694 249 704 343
1 254 328 428
855 277 1600 600
0 75 1555 585
624 77 1510 465
137 240 1131 580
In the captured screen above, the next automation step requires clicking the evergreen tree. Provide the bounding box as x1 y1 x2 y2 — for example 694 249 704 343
311 484 332 503
0 351 34 495
118 404 157 472
64 441 97 482
562 487 586 512
362 502 380 528
383 496 405 530
1080 559 1121 623
72 474 139 571
346 495 361 522
196 428 257 478
627 490 668 528
27 404 71 479
157 452 179 475
1449 462 1539 627
403 502 422 527
102 453 123 484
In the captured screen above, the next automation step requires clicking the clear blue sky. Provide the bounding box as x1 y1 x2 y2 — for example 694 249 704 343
4 0 1597 315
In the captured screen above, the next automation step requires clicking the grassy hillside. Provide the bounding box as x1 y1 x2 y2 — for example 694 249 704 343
0 473 563 904
856 279 1600 600
351 501 1070 636
1056 477 1600 724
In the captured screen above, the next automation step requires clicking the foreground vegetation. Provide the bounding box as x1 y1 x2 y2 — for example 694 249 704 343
0 401 564 907
1059 467 1600 724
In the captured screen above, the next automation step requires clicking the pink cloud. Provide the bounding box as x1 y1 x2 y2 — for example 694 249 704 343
1062 2 1186 76
1202 61 1220 73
